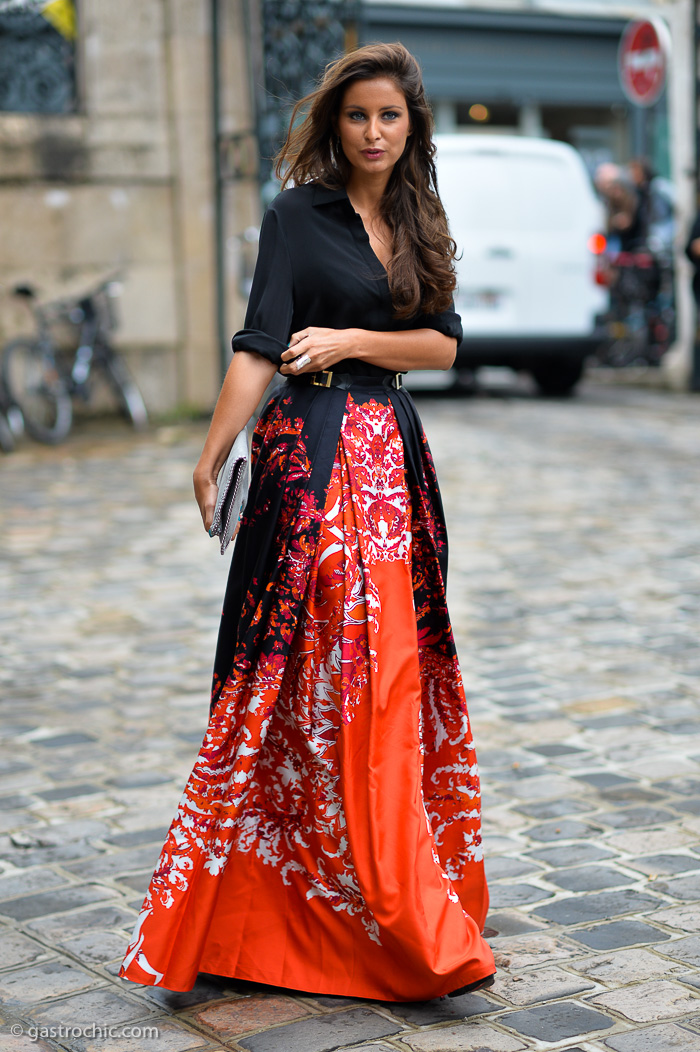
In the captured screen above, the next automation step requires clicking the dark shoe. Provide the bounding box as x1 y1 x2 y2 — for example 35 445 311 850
447 973 495 998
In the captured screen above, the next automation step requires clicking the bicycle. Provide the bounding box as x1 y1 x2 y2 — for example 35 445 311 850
1 276 148 444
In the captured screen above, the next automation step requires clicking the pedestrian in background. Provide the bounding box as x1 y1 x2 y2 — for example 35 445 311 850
685 210 700 389
684 211 700 304
594 162 643 253
629 157 676 252
118 42 494 1001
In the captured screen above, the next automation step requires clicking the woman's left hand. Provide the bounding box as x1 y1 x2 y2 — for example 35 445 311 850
280 327 359 376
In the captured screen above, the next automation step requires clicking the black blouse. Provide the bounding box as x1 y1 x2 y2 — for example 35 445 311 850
231 183 463 375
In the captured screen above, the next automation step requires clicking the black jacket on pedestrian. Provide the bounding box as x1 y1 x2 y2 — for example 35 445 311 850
684 213 700 303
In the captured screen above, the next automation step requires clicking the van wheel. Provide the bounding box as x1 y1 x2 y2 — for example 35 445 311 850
530 360 584 397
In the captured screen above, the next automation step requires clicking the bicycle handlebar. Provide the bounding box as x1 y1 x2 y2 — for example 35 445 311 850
14 273 123 327
13 272 122 309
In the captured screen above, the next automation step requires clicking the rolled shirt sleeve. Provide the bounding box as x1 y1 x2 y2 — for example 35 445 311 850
415 300 463 343
231 207 293 367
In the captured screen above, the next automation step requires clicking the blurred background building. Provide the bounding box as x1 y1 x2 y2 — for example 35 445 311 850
0 0 696 411
0 0 258 412
365 2 664 174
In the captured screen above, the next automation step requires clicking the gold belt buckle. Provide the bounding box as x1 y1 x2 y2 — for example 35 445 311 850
394 373 403 390
311 370 333 388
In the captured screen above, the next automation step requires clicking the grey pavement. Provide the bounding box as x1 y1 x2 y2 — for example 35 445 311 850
1 378 700 1051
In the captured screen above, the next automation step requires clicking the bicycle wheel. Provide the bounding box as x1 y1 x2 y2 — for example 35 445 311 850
99 351 148 430
0 410 14 453
1 338 72 443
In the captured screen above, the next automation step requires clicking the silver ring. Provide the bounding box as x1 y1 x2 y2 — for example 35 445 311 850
295 354 311 369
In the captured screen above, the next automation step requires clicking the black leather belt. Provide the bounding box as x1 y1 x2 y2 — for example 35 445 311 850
288 370 403 391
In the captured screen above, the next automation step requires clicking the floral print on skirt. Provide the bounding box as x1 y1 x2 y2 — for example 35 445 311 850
119 384 493 1000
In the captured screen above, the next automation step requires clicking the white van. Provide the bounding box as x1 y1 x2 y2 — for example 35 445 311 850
434 134 609 395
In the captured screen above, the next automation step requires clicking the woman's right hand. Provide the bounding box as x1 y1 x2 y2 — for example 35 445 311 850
193 466 219 533
191 350 276 535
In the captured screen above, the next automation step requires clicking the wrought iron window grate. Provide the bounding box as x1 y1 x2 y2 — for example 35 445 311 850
0 0 77 114
258 0 358 186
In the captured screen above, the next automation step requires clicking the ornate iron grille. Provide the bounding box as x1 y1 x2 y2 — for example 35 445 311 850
0 0 77 113
257 0 358 189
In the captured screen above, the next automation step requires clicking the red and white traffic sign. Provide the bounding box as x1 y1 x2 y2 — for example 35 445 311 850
618 18 670 108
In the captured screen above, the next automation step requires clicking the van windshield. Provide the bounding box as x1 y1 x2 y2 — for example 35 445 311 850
440 152 580 234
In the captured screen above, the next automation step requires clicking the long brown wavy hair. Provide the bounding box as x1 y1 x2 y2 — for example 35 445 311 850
275 43 457 319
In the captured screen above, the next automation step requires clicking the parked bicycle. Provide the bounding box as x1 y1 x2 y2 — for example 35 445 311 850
597 244 675 368
1 276 147 444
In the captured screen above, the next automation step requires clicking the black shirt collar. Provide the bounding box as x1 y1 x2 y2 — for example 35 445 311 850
311 184 349 207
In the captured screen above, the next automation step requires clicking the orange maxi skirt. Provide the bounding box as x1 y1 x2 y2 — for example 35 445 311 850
119 390 493 1000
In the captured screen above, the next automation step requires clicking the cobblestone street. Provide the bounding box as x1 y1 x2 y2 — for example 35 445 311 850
1 379 700 1052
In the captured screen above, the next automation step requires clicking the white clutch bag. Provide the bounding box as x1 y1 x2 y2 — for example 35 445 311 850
208 428 250 554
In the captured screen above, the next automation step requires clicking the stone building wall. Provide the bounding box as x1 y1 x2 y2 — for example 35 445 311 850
0 0 259 413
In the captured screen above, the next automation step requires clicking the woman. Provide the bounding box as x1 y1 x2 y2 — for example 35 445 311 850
119 42 494 1002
